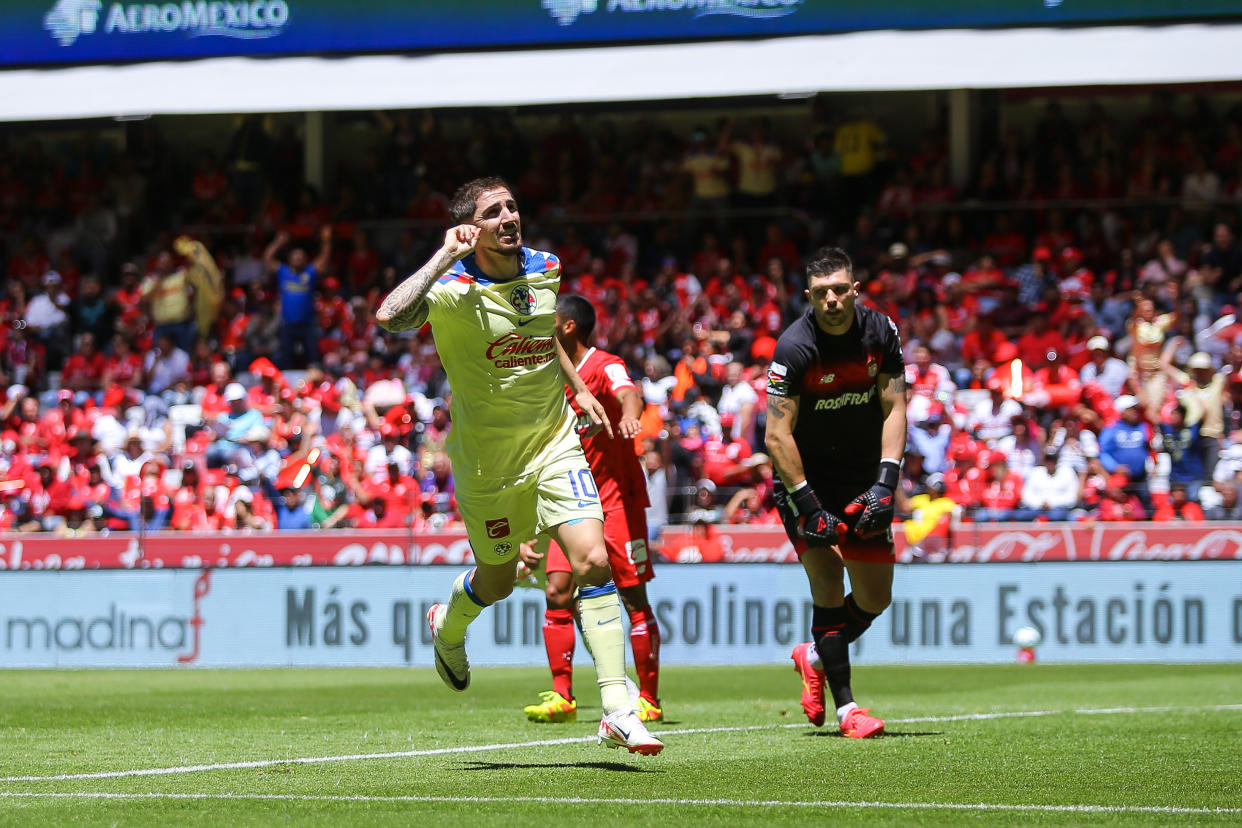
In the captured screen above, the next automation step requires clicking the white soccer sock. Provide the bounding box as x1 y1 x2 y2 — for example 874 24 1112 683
808 644 823 673
438 569 488 645
577 581 630 715
837 701 859 723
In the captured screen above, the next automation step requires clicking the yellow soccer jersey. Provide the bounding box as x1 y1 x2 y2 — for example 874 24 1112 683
424 248 579 481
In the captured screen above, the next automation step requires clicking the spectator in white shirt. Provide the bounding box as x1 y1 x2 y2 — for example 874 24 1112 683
1012 450 1081 521
642 448 670 543
364 423 413 481
716 360 758 446
1078 336 1130 398
142 332 191 396
970 376 1024 443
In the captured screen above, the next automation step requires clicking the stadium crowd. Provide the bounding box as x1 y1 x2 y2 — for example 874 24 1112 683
4 92 1242 537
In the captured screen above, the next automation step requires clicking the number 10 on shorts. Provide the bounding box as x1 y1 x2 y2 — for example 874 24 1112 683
567 469 599 502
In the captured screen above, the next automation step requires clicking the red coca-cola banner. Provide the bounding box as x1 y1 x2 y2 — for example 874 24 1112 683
658 522 1242 564
0 523 1239 570
0 531 475 570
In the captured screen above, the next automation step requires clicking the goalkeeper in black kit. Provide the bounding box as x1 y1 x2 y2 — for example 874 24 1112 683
763 247 906 738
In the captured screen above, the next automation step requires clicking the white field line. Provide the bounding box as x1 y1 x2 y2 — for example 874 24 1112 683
2 703 1240 784
0 792 1238 815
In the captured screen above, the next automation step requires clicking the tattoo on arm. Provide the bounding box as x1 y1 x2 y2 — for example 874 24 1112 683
885 375 906 396
376 250 454 331
767 395 792 420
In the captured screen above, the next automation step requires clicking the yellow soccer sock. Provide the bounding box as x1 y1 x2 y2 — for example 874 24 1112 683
577 581 630 715
439 569 488 645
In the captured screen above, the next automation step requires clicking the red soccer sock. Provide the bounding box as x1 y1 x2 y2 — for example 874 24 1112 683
543 608 576 700
628 606 661 703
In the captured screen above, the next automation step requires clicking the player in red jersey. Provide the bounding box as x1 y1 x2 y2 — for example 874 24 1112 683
519 293 662 724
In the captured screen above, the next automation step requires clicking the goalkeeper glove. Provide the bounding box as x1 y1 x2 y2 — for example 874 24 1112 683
844 460 900 537
788 484 847 545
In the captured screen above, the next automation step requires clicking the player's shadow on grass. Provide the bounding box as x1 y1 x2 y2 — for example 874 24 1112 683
805 730 943 738
457 760 659 773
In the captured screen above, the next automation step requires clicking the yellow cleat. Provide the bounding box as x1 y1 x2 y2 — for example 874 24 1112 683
524 690 577 723
636 697 663 723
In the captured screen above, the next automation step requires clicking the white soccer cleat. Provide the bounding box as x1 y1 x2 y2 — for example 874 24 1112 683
427 603 470 691
597 709 664 756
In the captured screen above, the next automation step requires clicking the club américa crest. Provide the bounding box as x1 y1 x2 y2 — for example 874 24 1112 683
509 284 536 315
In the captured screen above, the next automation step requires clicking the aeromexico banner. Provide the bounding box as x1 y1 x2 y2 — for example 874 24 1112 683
3 1 1239 68
0 562 1237 667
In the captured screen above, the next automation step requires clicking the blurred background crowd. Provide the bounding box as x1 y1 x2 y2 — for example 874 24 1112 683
4 88 1242 539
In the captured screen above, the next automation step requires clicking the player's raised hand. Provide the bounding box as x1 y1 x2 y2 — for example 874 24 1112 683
574 389 614 439
443 225 481 261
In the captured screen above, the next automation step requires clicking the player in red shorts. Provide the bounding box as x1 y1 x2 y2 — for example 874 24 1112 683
519 293 662 724
765 247 906 739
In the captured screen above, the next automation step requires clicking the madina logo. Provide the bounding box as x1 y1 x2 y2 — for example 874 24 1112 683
543 0 597 26
44 0 102 46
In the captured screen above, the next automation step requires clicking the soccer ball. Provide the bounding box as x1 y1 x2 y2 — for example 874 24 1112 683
1012 625 1042 648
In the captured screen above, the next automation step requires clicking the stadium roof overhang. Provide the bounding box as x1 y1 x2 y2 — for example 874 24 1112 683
1 22 1239 122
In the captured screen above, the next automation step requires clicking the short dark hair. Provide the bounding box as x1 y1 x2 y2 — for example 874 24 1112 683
449 176 514 225
556 293 596 341
805 246 853 282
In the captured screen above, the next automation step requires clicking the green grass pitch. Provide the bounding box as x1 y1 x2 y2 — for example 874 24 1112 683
0 663 1238 826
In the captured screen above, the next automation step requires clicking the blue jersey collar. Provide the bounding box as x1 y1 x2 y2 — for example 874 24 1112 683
460 247 529 285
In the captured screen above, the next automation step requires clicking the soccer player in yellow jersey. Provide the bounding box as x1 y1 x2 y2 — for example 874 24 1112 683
375 177 663 755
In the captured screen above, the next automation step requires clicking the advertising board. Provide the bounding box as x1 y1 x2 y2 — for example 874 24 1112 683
3 1 1238 68
0 562 1237 667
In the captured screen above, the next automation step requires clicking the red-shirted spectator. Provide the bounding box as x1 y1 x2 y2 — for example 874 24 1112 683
217 294 251 362
555 226 592 279
944 442 985 507
960 314 1008 369
344 231 380 293
756 223 801 274
960 256 1009 301
247 358 285 415
701 426 754 487
7 236 49 293
975 452 1023 520
190 153 229 215
937 274 980 335
198 361 234 420
1151 483 1205 522
350 495 409 529
982 215 1027 268
60 332 106 396
1095 473 1147 521
366 461 422 514
905 346 956 401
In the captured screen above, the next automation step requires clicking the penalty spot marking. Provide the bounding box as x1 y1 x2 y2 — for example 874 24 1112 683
0 792 1238 816
2 703 1239 783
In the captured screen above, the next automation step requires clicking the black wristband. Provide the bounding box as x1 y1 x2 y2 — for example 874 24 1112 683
876 460 901 490
790 485 822 518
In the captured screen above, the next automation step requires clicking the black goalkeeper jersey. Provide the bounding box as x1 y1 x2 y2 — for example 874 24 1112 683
767 304 904 482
